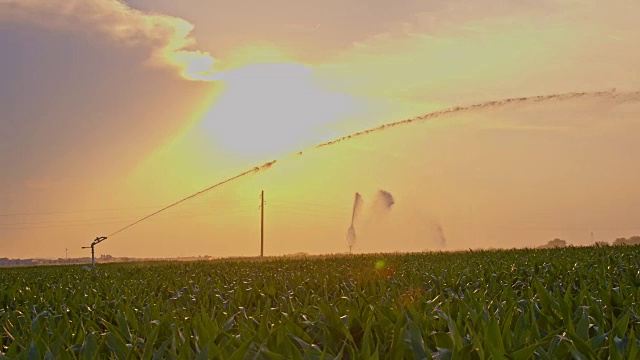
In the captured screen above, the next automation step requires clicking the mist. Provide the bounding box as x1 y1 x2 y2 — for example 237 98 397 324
432 222 447 248
351 192 364 224
372 190 395 213
346 192 363 252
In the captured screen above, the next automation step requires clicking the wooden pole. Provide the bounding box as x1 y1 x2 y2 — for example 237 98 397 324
261 190 264 257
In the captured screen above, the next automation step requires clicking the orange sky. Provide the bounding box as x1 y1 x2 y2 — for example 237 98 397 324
1 0 639 259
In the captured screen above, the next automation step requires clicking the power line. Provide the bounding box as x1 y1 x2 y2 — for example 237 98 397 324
0 219 136 231
269 209 347 221
269 205 349 216
0 195 260 217
0 205 164 217
0 207 255 231
1 215 152 226
273 200 351 210
0 205 255 227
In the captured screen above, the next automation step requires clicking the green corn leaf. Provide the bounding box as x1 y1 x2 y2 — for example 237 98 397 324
79 333 99 360
405 314 429 360
576 307 590 342
27 341 40 360
106 332 130 360
507 342 541 360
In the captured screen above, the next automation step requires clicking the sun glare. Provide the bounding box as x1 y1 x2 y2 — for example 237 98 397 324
198 61 362 161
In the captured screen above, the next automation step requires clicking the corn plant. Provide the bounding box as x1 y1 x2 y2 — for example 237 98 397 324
1 246 639 359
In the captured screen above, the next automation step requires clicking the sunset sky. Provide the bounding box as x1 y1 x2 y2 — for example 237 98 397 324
1 0 639 259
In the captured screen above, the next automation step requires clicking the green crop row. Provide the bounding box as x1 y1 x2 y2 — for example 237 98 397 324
1 246 639 359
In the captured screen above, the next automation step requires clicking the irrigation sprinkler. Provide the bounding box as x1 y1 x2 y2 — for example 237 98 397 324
82 236 107 268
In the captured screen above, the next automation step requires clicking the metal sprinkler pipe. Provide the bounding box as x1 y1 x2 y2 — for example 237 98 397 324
81 236 107 268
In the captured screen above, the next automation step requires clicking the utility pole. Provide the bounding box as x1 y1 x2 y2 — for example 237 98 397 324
65 248 68 260
260 190 265 257
591 231 594 245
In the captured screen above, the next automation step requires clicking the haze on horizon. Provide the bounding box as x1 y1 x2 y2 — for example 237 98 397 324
1 0 639 259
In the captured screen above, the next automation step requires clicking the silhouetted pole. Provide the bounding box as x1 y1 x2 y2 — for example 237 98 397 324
260 190 265 257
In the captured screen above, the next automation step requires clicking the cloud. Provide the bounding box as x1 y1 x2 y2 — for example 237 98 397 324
0 0 217 81
316 0 640 114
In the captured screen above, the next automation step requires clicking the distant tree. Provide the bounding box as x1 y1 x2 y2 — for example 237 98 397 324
613 236 640 246
537 238 567 249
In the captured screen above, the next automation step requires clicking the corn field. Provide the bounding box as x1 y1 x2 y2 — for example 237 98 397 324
1 246 639 359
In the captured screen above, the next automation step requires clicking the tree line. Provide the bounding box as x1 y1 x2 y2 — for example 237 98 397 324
538 235 640 249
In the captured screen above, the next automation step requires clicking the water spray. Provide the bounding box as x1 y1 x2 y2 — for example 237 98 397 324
316 90 640 149
373 190 395 211
434 222 447 248
104 160 276 240
346 226 356 254
346 192 363 253
97 90 640 242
